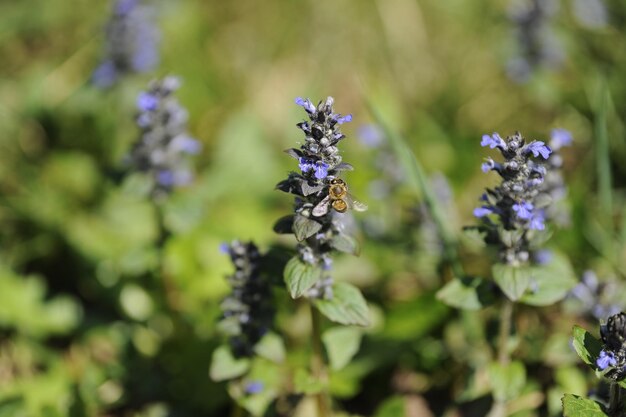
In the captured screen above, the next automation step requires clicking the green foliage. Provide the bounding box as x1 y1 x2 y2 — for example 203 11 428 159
314 282 371 327
572 325 602 369
209 345 251 382
488 361 526 402
492 263 531 301
284 256 323 299
521 252 578 306
322 327 363 371
436 276 494 310
562 394 608 417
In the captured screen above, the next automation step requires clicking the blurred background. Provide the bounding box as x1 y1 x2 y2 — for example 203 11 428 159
1 0 626 415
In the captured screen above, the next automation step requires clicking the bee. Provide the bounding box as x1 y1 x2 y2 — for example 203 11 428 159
312 178 368 217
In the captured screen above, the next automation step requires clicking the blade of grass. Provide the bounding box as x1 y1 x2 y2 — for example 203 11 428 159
365 100 465 279
594 79 612 225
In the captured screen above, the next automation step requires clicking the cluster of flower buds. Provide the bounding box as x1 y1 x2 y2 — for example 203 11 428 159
506 0 564 82
473 131 552 265
219 241 274 358
93 0 160 87
128 76 200 199
275 97 364 300
596 312 626 380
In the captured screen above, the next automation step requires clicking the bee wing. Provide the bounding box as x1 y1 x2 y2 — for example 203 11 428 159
345 192 368 212
312 195 331 217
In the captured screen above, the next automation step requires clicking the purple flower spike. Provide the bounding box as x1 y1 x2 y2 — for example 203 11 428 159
481 133 505 149
295 97 316 114
525 141 552 159
597 350 617 370
474 207 493 217
137 92 159 111
513 201 534 220
550 128 573 150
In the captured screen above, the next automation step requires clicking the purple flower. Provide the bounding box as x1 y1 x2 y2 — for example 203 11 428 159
336 114 353 125
513 201 534 220
92 61 118 88
529 211 546 230
533 249 552 265
298 157 314 173
245 381 264 395
115 0 138 15
358 124 384 148
597 350 617 370
314 162 329 179
171 135 201 154
474 207 493 217
481 158 501 173
156 170 175 186
481 133 505 149
525 141 552 159
219 243 230 254
295 97 316 114
550 128 573 150
137 92 159 111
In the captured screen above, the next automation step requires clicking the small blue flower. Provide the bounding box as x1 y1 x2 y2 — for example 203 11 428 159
172 135 201 154
137 92 159 111
550 128 572 149
597 350 617 370
245 381 264 395
481 133 505 149
299 157 314 173
513 201 534 220
474 207 493 217
534 249 552 265
295 97 316 114
156 170 175 186
525 141 552 159
314 162 329 179
219 243 230 254
357 124 384 148
336 114 353 125
529 211 546 230
481 158 501 173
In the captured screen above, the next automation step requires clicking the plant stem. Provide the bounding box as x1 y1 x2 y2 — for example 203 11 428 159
608 382 626 417
310 304 332 417
230 403 245 417
497 300 514 366
487 299 514 417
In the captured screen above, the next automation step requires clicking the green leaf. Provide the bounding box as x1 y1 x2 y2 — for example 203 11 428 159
293 214 322 241
492 263 531 301
562 394 608 417
273 215 294 234
315 282 371 326
521 252 577 306
209 345 250 381
331 234 360 256
294 368 324 394
322 327 363 371
572 326 602 368
254 333 286 364
374 396 406 417
488 361 526 402
436 276 494 310
284 257 322 298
